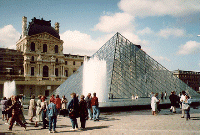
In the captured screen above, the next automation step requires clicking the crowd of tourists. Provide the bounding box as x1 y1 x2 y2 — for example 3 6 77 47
1 92 100 133
150 91 192 120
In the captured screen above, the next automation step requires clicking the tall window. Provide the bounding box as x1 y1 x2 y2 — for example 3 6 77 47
43 66 48 77
43 44 47 52
31 56 34 61
65 61 68 65
73 61 75 65
65 70 68 77
31 67 34 76
55 45 58 53
31 42 35 51
55 68 58 76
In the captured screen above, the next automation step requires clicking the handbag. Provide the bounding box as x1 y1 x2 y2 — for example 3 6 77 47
69 99 76 118
69 109 76 118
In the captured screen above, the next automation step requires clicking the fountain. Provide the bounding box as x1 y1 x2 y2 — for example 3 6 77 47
83 57 108 102
3 80 16 98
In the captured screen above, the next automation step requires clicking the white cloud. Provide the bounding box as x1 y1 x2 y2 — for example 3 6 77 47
137 27 154 35
118 0 200 17
153 56 171 62
60 30 113 56
177 41 200 55
93 12 134 33
158 28 185 38
0 25 20 49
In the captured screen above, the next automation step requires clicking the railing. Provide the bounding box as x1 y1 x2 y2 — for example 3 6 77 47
42 77 49 80
0 75 25 81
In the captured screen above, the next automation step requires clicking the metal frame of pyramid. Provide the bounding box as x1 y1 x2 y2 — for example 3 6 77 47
52 32 199 101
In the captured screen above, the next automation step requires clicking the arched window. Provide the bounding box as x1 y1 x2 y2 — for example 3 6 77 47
31 42 35 51
43 66 48 77
43 44 47 52
55 45 58 53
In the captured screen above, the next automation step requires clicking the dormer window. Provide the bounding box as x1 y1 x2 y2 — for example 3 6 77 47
43 44 47 52
31 42 35 51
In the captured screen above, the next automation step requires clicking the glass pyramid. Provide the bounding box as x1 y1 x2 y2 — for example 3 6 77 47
52 32 199 101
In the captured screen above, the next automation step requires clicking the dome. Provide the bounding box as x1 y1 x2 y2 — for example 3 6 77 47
27 17 60 39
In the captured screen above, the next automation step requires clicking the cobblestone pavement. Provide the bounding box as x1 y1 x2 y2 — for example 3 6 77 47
0 107 200 135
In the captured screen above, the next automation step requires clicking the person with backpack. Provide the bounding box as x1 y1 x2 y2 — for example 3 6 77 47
47 98 58 133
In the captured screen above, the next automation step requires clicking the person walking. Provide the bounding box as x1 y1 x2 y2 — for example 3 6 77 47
41 96 48 129
28 95 36 122
6 96 26 131
61 95 68 117
68 93 79 131
151 93 160 115
79 95 88 129
161 92 164 102
169 91 178 113
180 91 186 118
182 95 191 120
5 97 12 125
18 95 27 124
55 95 61 116
35 95 42 127
47 98 58 133
91 93 100 121
85 93 92 120
1 97 8 121
164 91 167 100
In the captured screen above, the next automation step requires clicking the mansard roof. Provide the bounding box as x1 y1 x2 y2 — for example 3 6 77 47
27 17 60 39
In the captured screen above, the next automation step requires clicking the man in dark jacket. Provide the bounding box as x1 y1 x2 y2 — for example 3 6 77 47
6 96 26 131
91 93 100 121
169 91 178 113
85 93 92 120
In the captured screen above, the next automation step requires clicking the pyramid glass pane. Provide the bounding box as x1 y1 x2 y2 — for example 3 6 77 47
52 33 199 102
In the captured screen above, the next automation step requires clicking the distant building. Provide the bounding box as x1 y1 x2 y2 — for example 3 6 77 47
0 17 89 98
173 70 200 92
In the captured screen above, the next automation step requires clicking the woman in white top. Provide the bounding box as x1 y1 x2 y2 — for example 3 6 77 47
35 95 42 127
61 95 68 117
151 93 160 115
28 95 36 122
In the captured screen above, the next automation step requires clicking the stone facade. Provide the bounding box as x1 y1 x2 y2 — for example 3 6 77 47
0 17 89 98
173 70 200 92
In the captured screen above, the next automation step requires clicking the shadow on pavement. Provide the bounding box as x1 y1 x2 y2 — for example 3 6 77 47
191 117 200 120
58 125 110 133
99 117 120 121
85 125 110 130
0 132 16 135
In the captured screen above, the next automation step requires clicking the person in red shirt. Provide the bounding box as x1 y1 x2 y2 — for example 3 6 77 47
50 94 55 104
55 95 61 116
91 93 100 121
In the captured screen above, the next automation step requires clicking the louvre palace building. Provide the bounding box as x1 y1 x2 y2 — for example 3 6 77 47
0 16 89 98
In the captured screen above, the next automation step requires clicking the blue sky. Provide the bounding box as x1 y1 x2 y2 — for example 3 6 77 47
0 0 200 72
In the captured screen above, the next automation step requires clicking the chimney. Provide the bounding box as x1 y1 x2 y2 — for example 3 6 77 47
22 16 27 37
55 22 59 34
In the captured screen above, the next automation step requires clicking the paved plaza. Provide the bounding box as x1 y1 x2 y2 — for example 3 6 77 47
0 107 200 135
